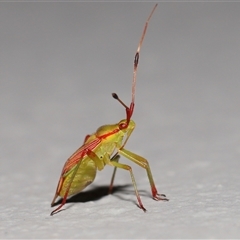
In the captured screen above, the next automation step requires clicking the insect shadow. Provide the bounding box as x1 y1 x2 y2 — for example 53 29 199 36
52 184 140 207
51 185 151 214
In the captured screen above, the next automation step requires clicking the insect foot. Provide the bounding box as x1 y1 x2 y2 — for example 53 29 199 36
153 193 169 201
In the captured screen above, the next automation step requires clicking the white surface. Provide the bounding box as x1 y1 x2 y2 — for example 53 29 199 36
1 2 240 239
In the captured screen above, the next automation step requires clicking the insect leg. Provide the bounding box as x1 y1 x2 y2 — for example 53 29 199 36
83 134 91 143
110 160 147 212
85 149 105 171
108 123 134 194
50 151 85 216
119 148 169 201
108 154 121 194
85 150 122 194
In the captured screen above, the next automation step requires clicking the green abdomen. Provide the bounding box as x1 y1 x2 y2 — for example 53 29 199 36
59 159 97 197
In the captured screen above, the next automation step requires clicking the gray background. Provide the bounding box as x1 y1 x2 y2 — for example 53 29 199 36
1 2 240 239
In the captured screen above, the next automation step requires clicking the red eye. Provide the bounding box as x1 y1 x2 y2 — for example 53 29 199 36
119 123 127 129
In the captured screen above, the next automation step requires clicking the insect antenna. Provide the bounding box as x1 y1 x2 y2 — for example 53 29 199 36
112 93 128 109
112 4 158 126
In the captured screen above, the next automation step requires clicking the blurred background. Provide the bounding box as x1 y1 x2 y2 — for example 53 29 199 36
1 2 240 238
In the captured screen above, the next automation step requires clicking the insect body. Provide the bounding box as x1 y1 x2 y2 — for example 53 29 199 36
50 4 168 216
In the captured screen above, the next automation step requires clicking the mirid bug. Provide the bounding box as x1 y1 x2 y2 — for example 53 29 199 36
50 4 168 216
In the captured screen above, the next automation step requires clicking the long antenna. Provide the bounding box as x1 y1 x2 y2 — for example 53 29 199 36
131 3 158 104
112 4 158 126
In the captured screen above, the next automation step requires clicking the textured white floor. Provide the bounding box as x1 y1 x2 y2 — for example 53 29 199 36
1 2 240 239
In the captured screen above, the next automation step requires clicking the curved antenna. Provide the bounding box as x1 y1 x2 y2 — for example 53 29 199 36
112 4 158 126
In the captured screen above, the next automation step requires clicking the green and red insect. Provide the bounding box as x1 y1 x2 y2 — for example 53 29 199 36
50 4 168 216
